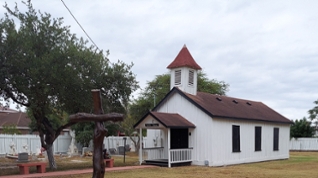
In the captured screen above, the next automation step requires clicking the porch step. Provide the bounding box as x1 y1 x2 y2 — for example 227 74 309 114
172 161 192 167
143 159 168 167
143 160 192 167
142 162 168 167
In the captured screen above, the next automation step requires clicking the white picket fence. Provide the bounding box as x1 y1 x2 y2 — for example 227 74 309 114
0 134 146 156
0 134 72 155
102 136 148 152
290 137 318 151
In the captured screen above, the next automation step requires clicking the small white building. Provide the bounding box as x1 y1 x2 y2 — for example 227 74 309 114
134 45 292 167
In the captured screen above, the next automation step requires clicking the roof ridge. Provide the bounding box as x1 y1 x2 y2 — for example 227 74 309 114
196 91 263 103
16 112 23 125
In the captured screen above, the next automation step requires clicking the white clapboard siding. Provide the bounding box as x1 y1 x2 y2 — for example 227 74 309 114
154 92 290 166
210 119 290 166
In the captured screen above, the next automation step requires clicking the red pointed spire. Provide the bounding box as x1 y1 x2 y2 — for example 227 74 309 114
167 45 202 70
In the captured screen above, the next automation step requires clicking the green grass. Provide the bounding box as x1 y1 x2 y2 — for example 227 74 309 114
2 152 318 177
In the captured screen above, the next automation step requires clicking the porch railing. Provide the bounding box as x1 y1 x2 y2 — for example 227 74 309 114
169 148 193 163
142 147 164 160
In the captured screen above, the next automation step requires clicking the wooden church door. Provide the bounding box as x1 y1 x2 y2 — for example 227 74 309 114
170 128 189 149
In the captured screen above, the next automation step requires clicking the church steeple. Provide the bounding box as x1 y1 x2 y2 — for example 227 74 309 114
167 45 201 95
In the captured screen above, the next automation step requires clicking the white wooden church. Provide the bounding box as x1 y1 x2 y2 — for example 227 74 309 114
134 45 292 167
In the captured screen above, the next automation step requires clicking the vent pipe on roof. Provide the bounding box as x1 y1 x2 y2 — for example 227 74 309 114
233 100 238 104
246 102 252 106
216 97 222 101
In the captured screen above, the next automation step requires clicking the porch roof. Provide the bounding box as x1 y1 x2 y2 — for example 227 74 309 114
134 111 196 129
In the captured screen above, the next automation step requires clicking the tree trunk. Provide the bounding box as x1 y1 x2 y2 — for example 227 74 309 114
46 144 57 169
92 121 106 178
129 135 140 153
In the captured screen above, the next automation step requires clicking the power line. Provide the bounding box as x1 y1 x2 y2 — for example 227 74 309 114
60 0 100 51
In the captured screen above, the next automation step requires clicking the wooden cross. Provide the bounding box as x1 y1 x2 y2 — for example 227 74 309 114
69 89 124 178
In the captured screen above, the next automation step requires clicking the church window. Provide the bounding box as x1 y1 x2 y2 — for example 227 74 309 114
175 70 181 85
188 70 194 86
232 125 240 152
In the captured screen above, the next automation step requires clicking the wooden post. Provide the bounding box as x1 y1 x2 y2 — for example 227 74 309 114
168 128 171 168
92 90 106 178
139 128 142 165
69 89 124 178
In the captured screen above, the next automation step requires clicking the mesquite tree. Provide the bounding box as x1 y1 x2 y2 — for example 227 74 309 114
0 1 138 169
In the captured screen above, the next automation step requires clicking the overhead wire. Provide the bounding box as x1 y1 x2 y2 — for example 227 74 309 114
60 0 100 51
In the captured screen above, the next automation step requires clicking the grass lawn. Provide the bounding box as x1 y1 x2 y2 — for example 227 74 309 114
2 152 318 177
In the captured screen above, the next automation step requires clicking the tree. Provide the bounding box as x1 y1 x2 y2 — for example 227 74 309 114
121 114 141 153
290 117 315 138
2 125 21 135
308 99 318 121
124 72 229 147
0 1 138 169
129 72 229 124
73 121 121 147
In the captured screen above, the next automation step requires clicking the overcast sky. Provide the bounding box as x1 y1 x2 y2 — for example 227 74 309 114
1 0 318 121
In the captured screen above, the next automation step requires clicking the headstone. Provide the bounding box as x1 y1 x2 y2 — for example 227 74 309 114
9 141 16 155
68 130 79 157
118 146 125 155
31 153 37 161
125 144 130 152
17 152 29 163
22 144 29 154
82 147 88 157
103 149 111 159
109 148 116 155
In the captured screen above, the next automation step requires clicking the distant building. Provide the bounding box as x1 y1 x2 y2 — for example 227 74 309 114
0 106 69 135
0 106 31 134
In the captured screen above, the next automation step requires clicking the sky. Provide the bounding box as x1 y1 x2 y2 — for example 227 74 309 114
1 0 318 121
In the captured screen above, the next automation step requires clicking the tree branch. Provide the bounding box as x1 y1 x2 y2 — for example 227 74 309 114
3 88 30 107
69 112 124 123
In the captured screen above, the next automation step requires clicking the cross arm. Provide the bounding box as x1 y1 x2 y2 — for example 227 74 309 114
69 112 124 123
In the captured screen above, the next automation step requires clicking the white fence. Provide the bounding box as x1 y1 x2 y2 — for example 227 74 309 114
290 138 318 151
0 134 72 155
103 136 147 153
0 134 145 156
170 148 193 164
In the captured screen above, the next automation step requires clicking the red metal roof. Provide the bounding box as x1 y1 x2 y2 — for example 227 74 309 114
154 88 292 124
134 111 196 129
167 45 202 70
188 91 292 124
150 111 196 128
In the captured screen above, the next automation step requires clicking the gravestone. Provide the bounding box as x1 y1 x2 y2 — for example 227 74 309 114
118 146 125 155
9 142 16 155
31 153 37 161
68 130 78 156
22 144 28 153
109 148 117 155
17 152 29 163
